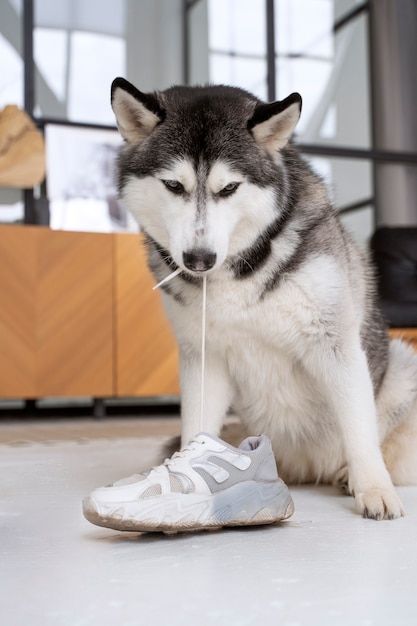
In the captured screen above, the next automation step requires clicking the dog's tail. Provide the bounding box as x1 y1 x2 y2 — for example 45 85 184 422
377 338 417 485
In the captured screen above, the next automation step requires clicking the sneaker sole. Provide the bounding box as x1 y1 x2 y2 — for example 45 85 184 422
83 481 294 533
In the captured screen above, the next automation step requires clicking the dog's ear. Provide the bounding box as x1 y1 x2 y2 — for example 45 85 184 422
248 93 302 154
111 77 165 144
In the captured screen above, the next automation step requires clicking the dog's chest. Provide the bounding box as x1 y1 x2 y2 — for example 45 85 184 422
171 274 325 410
206 266 336 349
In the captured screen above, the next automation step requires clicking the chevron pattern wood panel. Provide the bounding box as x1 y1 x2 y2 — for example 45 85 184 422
0 226 113 398
1 225 415 402
36 229 114 397
0 226 38 397
114 233 179 396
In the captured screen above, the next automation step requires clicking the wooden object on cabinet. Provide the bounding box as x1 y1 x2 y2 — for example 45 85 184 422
0 226 113 398
114 233 179 396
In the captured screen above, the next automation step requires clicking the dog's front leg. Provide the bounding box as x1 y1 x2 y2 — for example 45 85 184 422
305 335 404 520
179 348 234 446
327 341 404 519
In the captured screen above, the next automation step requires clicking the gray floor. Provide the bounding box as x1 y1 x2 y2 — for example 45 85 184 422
1 418 417 626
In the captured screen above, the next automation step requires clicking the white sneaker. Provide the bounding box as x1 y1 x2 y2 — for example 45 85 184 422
82 433 294 533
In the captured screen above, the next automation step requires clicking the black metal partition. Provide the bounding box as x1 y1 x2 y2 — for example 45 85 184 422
6 0 417 418
20 0 417 226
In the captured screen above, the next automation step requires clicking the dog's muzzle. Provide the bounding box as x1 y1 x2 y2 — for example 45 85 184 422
183 248 217 272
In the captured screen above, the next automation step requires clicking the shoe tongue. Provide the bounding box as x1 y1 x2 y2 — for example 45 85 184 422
194 432 223 444
194 432 263 451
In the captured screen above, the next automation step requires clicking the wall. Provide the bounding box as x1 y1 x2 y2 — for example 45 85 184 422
126 0 185 92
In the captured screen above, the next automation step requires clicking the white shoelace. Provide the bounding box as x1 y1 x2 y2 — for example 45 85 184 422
163 436 206 466
153 269 207 432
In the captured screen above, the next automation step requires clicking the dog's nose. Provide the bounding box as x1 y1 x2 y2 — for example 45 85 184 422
183 248 217 272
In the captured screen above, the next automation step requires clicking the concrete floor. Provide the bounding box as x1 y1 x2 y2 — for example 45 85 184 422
1 417 417 626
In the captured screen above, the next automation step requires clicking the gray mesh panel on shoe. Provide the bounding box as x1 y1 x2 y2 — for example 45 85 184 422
168 471 195 494
140 484 162 498
192 443 276 494
169 473 185 493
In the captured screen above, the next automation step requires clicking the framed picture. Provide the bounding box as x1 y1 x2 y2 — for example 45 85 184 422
45 123 138 233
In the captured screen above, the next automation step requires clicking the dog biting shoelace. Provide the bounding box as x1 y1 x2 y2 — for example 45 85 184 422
82 268 294 533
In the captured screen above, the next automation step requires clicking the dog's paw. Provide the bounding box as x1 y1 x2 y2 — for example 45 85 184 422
333 466 352 495
355 489 405 520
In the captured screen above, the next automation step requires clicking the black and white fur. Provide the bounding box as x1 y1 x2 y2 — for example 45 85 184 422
111 77 417 520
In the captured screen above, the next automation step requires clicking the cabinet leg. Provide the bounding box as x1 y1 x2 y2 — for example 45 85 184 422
24 399 36 415
93 398 106 419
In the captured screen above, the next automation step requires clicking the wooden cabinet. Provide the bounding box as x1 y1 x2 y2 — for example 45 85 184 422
1 224 413 402
0 226 179 399
114 233 179 396
0 226 38 398
36 229 114 397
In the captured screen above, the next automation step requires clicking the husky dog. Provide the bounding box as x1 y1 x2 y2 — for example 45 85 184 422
111 77 417 520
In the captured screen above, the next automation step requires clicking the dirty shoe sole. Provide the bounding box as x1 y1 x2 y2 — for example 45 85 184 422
83 480 294 533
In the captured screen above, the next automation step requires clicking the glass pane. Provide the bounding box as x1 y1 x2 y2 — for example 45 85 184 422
0 0 24 224
209 0 266 56
34 28 68 105
305 155 374 242
68 31 125 124
210 54 267 101
45 124 137 233
0 0 23 109
276 0 333 58
277 57 333 134
275 0 371 149
34 0 126 124
208 0 267 100
275 1 373 238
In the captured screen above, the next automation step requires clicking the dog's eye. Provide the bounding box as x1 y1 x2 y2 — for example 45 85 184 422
162 180 184 194
218 182 240 197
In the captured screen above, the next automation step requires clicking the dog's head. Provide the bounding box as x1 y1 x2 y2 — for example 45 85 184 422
111 78 301 275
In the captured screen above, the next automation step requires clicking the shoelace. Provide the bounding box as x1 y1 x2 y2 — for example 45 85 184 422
153 269 207 433
162 436 206 469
